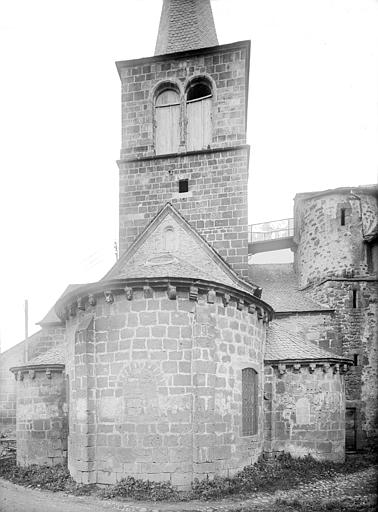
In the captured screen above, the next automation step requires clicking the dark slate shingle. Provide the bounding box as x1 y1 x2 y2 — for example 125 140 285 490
155 0 219 55
265 322 347 362
249 263 328 312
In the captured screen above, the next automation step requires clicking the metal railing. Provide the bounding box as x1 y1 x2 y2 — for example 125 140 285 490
248 218 294 243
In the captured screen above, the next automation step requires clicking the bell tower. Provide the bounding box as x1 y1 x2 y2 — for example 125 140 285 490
116 0 251 278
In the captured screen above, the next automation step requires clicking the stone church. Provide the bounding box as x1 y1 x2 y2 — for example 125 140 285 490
0 0 377 489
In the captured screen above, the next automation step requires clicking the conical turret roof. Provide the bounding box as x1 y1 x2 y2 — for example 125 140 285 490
155 0 219 55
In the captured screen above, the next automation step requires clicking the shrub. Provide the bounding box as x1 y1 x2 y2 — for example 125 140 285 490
0 459 72 492
100 476 179 501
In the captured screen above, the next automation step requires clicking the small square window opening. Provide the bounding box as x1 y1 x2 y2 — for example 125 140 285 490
179 179 189 193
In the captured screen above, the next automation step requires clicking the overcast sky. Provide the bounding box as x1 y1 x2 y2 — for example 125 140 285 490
0 0 377 352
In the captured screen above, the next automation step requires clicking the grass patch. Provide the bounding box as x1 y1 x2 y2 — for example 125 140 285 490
0 458 72 492
0 453 376 503
189 452 376 500
273 495 377 512
100 476 179 501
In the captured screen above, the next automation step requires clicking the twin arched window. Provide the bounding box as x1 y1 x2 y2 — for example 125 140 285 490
155 79 213 155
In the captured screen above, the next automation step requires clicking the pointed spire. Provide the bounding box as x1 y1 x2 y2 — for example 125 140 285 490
155 0 219 55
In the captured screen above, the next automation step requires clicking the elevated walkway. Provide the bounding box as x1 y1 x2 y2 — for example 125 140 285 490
248 218 296 255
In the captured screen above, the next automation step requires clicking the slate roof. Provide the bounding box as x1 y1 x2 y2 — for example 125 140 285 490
103 203 259 296
155 0 219 55
364 223 378 243
107 253 217 282
24 344 66 366
249 264 328 312
37 284 86 326
294 184 378 201
265 322 348 362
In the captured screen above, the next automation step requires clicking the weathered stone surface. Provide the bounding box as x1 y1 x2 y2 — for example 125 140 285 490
15 370 68 466
264 365 346 461
65 287 265 487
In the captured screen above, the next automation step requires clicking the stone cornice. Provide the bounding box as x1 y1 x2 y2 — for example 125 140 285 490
10 364 65 380
265 360 352 374
54 276 274 323
274 309 335 317
116 40 251 75
117 144 250 165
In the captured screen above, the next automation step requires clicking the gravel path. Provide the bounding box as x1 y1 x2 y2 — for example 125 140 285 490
0 466 376 512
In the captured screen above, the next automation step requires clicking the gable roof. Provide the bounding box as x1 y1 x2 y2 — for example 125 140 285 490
249 264 329 313
103 203 257 295
37 284 86 326
265 322 350 363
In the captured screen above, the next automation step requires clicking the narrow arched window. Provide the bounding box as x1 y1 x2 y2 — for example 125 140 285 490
242 368 258 436
155 87 180 155
186 80 212 151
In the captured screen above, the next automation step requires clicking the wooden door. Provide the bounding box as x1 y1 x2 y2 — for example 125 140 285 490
345 407 357 451
155 89 180 155
187 95 212 151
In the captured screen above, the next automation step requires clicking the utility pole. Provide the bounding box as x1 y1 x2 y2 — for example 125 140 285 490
24 299 28 363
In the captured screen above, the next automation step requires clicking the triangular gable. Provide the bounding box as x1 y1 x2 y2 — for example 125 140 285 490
103 203 255 293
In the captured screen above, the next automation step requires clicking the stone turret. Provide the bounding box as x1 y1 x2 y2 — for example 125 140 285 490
155 0 219 55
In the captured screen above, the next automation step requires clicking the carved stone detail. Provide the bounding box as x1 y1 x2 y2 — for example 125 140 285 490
125 287 133 301
189 286 198 301
104 291 114 304
88 294 97 307
278 363 286 375
309 363 316 373
143 286 153 299
207 289 216 304
77 297 85 311
223 293 230 307
167 284 177 300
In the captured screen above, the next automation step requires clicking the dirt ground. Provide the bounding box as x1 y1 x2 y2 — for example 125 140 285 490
0 465 376 512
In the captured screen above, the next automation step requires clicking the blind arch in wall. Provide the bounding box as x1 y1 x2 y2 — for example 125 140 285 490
242 367 258 436
155 87 180 155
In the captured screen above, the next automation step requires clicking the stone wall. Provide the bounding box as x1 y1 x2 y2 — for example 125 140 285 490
66 285 267 487
274 312 340 355
116 41 251 279
14 368 68 466
117 42 250 159
118 147 249 277
0 342 24 434
264 364 346 461
0 326 65 435
294 191 378 287
28 326 65 360
310 279 378 448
